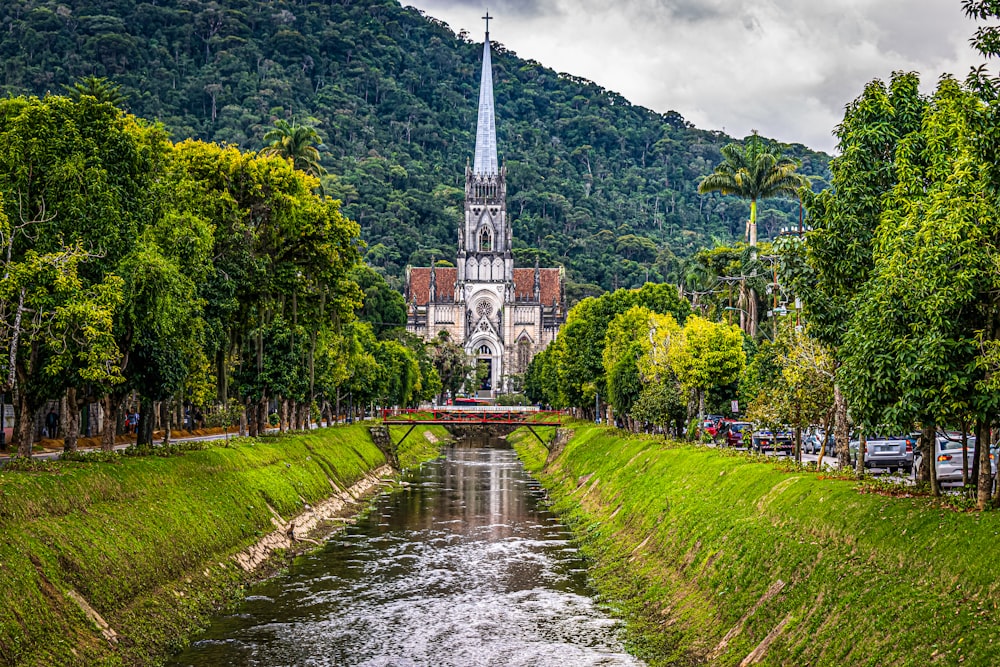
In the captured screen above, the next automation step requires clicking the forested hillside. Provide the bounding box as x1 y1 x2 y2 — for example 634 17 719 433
0 0 831 293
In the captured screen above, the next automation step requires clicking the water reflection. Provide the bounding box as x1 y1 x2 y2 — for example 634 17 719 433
169 436 643 667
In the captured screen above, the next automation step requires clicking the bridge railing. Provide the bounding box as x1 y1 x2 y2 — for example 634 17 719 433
380 407 567 425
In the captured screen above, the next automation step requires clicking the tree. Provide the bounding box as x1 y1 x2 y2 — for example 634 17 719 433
261 119 326 178
62 75 128 107
0 94 166 453
698 131 808 247
744 326 835 459
793 72 925 468
698 132 807 336
839 77 1000 500
429 330 470 404
352 265 406 333
603 305 682 429
667 316 746 419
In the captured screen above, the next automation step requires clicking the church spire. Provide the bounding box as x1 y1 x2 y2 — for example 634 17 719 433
473 11 498 176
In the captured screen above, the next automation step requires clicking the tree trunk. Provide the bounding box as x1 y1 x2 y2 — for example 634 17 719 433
280 398 289 433
961 420 969 487
833 382 849 469
817 410 832 469
794 424 802 463
217 348 228 403
856 431 866 477
239 403 247 437
257 397 267 435
160 399 172 445
137 396 154 446
299 402 310 430
63 387 80 453
246 400 257 438
101 395 118 452
978 414 993 510
922 423 939 497
972 419 982 494
15 390 35 458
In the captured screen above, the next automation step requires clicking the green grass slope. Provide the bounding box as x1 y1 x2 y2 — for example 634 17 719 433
0 424 447 666
512 423 1000 667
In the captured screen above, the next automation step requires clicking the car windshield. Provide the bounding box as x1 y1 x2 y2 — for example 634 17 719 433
731 424 747 432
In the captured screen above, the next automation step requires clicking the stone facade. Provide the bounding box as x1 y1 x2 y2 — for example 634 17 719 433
404 29 565 395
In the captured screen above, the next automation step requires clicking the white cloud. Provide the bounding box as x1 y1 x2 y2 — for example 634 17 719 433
407 0 984 152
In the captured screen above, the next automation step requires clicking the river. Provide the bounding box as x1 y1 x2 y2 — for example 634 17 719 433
168 436 644 667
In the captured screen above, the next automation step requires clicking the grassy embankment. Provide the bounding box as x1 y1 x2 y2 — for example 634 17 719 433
0 423 447 667
511 423 1000 667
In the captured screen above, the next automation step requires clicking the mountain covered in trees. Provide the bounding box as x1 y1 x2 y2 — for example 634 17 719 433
0 0 831 295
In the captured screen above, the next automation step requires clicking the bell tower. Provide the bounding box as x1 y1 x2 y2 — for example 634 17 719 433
457 14 513 286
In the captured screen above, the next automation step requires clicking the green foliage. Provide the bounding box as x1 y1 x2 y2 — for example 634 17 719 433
511 422 1000 666
797 72 925 351
261 119 326 179
0 1 830 294
352 264 407 333
429 330 471 402
529 282 690 410
667 315 746 400
744 325 835 432
840 76 1000 430
698 131 809 245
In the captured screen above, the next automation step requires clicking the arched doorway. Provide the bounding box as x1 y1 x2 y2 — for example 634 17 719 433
476 344 493 392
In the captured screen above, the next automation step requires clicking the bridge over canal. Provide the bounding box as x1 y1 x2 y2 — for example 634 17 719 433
380 407 566 450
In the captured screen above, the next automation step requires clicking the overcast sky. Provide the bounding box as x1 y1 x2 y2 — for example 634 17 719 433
405 0 987 153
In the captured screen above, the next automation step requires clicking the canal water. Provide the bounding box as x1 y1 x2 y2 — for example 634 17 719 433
168 436 643 667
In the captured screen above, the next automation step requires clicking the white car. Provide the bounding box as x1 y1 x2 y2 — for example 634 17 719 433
913 433 996 484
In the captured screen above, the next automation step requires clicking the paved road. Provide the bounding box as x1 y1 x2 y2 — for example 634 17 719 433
0 431 237 466
0 419 375 467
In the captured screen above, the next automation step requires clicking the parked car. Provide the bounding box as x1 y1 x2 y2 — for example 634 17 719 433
920 433 996 484
752 430 794 456
701 415 724 437
863 434 915 473
806 429 836 457
721 421 751 448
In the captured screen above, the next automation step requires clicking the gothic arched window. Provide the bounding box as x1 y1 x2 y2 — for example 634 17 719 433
517 338 531 372
478 344 492 356
479 227 492 252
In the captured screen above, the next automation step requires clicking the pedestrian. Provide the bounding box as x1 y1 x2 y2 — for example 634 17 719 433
45 409 58 439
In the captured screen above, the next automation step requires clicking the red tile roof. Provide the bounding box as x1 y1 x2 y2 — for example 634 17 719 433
408 268 430 305
512 268 535 300
407 267 457 305
540 268 561 305
408 266 560 306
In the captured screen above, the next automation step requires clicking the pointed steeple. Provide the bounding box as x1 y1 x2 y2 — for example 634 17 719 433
473 13 498 176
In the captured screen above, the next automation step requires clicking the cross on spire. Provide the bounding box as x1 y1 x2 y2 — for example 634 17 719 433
483 10 492 39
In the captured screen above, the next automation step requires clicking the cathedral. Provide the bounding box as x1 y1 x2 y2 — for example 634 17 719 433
405 20 565 396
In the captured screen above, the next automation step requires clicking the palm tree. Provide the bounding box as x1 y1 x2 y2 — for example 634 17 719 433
698 132 807 336
261 119 327 178
698 131 807 247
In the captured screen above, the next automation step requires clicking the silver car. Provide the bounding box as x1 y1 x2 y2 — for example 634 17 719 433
933 434 994 484
863 434 915 473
